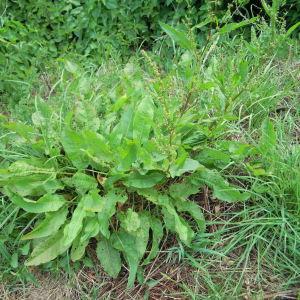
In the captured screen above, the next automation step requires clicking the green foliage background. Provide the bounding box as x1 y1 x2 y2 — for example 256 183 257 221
1 0 299 107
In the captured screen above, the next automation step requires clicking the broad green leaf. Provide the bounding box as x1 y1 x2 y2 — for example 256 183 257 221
110 105 134 144
71 216 100 261
169 158 200 177
162 204 194 245
22 206 68 240
219 18 257 34
169 182 200 201
26 228 68 266
124 171 165 188
1 160 62 196
196 148 231 168
10 253 18 269
111 213 150 288
194 169 250 202
6 190 66 213
116 140 137 171
111 230 139 287
82 130 113 163
102 0 118 9
8 159 54 174
62 129 89 169
119 209 141 233
133 96 154 143
3 122 36 141
82 190 104 212
137 188 173 207
138 189 194 245
97 190 128 238
62 129 112 169
71 172 98 195
173 199 205 232
4 174 62 197
96 238 121 278
160 22 193 50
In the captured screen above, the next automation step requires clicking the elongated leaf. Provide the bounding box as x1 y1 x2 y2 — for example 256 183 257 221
162 204 194 245
22 206 68 240
71 216 100 261
219 18 257 34
259 118 276 155
110 105 134 144
63 201 86 246
97 190 128 238
26 228 69 266
194 169 250 202
111 230 139 287
5 175 62 197
143 216 163 265
133 96 154 143
6 190 66 213
111 213 150 288
124 171 165 188
173 199 205 232
138 189 194 244
160 22 193 50
96 238 121 278
285 21 300 38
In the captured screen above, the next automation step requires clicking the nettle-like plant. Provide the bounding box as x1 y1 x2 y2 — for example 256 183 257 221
0 26 254 287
